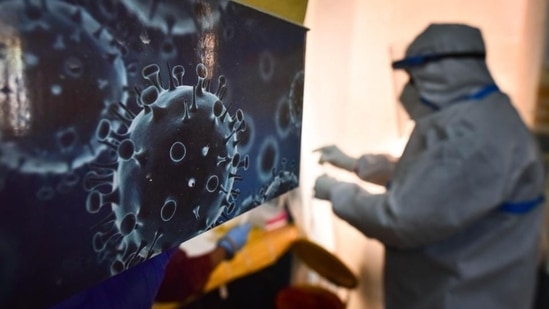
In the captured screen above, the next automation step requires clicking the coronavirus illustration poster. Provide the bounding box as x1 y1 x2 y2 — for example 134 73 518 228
0 0 306 307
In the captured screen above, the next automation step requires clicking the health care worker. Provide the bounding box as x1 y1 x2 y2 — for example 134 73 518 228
314 23 546 309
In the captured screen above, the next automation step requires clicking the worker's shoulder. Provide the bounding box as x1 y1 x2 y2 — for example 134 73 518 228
440 95 526 135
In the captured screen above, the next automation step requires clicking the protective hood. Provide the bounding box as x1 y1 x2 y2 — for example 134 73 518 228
393 24 497 111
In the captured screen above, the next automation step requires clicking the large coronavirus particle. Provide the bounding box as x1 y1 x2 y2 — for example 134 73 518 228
85 63 250 273
0 0 127 174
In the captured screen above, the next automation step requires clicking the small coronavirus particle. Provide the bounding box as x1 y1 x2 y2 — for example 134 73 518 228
85 63 250 273
0 0 127 174
289 70 304 130
237 158 298 216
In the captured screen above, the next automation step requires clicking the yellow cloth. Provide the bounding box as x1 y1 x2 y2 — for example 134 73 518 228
204 224 299 292
152 225 300 309
234 0 309 25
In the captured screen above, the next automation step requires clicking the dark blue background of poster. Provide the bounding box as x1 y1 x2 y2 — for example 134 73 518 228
0 1 305 308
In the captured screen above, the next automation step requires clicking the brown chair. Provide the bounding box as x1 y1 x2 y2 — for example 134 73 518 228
275 238 358 309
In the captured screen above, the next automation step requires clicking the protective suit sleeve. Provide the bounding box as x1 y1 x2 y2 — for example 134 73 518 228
330 183 405 246
354 154 396 186
329 122 505 249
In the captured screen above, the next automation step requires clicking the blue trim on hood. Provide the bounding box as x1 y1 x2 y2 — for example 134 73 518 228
419 84 499 110
392 52 486 69
499 195 545 214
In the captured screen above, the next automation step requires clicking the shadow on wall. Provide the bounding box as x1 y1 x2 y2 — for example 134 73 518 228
533 8 549 308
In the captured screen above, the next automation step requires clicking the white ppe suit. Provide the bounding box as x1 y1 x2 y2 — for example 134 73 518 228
322 24 546 309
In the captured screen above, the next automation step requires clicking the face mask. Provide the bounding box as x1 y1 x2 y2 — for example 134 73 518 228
399 81 432 120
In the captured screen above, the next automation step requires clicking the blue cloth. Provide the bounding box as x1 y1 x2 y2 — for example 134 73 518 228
49 249 175 309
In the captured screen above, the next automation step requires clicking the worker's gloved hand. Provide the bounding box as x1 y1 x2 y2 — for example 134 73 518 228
217 223 252 260
314 174 339 200
314 145 357 172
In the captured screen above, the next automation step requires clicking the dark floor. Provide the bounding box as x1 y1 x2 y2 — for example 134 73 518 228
181 251 294 309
